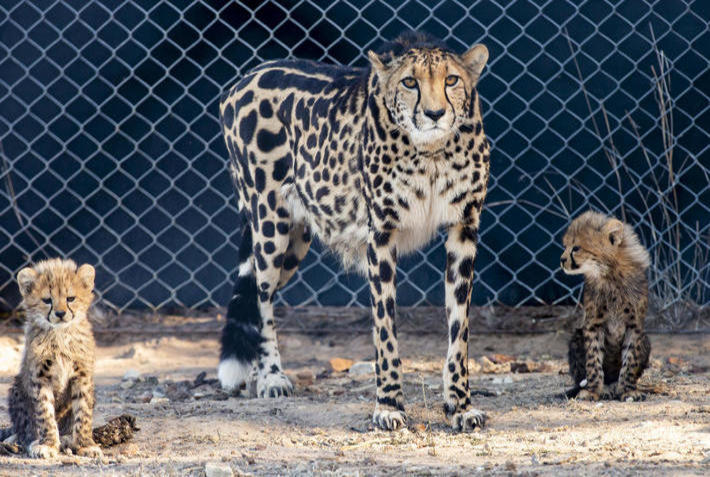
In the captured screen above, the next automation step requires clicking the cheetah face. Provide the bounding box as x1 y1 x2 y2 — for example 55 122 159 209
17 259 95 329
560 212 626 279
368 43 488 146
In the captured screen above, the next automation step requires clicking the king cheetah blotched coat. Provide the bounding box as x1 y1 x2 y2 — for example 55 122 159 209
217 32 491 431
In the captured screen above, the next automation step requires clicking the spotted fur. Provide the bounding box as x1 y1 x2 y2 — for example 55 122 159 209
2 259 102 459
561 211 652 401
218 32 491 431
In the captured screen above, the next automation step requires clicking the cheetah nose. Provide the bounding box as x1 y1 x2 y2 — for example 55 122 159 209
560 257 567 266
55 310 66 319
424 109 445 121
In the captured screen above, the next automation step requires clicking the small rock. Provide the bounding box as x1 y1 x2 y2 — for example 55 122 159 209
348 361 375 376
205 462 233 477
137 392 152 403
330 358 354 372
192 385 213 399
122 369 140 381
504 460 516 471
510 362 530 373
489 353 515 364
119 380 136 390
149 396 169 405
491 376 513 385
295 370 315 386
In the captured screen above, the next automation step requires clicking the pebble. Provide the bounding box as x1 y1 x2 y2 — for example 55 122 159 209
491 376 513 385
205 462 233 477
122 369 140 381
348 361 375 376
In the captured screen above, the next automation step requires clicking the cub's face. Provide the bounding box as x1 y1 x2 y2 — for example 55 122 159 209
561 212 624 279
369 44 488 146
17 259 95 329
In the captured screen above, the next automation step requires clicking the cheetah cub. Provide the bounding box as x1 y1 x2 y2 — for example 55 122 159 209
560 211 651 402
2 258 102 459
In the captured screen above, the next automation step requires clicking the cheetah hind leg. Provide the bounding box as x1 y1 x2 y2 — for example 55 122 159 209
251 211 311 398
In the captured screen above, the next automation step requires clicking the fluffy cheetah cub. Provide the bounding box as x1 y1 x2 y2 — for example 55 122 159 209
560 211 651 402
2 259 102 459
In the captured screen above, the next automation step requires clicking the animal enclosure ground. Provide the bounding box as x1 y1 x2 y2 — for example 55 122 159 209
0 314 708 476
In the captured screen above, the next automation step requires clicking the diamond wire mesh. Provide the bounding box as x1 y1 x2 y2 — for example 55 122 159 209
0 0 708 314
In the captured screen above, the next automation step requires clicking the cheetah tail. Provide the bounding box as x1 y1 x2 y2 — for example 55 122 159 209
0 427 14 442
217 215 264 391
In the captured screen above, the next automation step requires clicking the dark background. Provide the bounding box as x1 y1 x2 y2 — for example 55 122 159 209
1 0 708 312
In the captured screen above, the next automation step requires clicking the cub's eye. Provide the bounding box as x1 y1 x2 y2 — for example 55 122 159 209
67 296 75 303
572 246 580 253
445 75 459 86
401 77 417 89
42 298 51 304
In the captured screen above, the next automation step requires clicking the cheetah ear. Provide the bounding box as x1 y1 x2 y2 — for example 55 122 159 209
462 44 489 84
77 264 95 290
367 50 388 75
603 218 624 246
17 267 37 297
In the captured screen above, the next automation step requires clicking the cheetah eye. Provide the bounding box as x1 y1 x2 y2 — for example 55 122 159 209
401 77 417 89
67 296 75 303
42 297 52 304
445 75 459 87
572 246 580 253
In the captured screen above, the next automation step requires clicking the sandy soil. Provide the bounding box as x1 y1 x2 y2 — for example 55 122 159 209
0 324 708 476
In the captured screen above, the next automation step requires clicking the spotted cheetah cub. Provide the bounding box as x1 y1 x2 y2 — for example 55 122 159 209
2 259 102 459
560 211 651 402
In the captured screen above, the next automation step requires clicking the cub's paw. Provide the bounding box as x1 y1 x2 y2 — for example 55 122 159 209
372 406 406 431
450 408 487 432
28 441 59 459
600 383 619 400
257 372 294 398
620 389 646 402
76 445 104 459
576 389 601 401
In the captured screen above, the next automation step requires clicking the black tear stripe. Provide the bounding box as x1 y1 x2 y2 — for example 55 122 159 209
443 86 455 120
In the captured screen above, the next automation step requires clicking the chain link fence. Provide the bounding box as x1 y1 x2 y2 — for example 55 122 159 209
1 1 708 319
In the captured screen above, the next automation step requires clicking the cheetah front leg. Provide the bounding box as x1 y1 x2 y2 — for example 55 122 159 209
68 371 102 458
617 327 645 402
367 229 406 430
443 223 486 431
577 323 605 401
27 373 60 459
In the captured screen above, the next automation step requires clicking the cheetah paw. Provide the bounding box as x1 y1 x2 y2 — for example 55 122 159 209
372 407 407 431
257 372 294 398
576 389 601 401
620 390 646 402
28 441 59 459
451 408 487 432
76 445 104 459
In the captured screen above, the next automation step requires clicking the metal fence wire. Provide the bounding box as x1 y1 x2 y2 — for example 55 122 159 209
1 0 708 315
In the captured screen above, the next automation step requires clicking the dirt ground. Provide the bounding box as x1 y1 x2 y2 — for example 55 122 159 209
0 319 708 476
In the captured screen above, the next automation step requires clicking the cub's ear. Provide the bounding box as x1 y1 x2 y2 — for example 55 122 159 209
77 264 95 290
367 50 388 75
603 218 624 246
17 267 37 297
462 44 489 84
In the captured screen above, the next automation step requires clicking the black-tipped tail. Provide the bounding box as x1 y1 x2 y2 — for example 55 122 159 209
0 427 14 442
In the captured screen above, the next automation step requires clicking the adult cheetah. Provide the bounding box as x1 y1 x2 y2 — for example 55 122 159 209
218 32 491 431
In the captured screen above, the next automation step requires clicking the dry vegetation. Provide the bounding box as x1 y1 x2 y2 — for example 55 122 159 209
0 313 708 476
